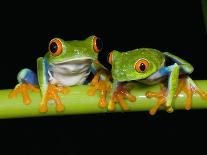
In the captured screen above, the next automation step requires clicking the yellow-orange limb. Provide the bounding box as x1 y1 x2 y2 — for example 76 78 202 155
87 72 100 96
88 72 111 108
195 89 207 99
39 84 69 113
99 89 107 108
108 92 129 111
175 79 192 110
89 72 100 87
176 79 207 110
145 85 173 115
108 85 136 111
9 83 39 105
122 89 136 102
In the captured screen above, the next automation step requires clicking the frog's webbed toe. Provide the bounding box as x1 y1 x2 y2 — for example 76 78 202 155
146 85 173 115
9 83 39 105
39 84 70 113
175 77 207 110
9 68 39 104
108 84 136 111
87 72 112 108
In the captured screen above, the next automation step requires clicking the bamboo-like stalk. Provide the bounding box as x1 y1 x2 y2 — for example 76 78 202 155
0 80 207 119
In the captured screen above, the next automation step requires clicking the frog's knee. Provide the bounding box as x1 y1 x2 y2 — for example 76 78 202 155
17 68 38 85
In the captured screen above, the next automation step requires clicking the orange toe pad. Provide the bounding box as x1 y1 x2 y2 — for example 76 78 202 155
39 84 69 113
108 84 136 111
9 83 39 105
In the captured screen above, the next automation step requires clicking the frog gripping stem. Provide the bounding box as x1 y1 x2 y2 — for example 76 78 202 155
108 83 136 111
9 83 39 105
146 77 207 115
87 71 112 109
146 85 174 115
3 39 207 118
175 77 207 110
0 80 207 119
39 84 69 113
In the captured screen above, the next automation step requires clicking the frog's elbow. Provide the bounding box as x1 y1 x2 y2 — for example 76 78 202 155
188 66 194 74
182 63 194 74
186 64 194 73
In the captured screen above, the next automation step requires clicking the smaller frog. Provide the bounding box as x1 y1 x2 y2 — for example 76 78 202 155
9 36 110 112
108 48 207 115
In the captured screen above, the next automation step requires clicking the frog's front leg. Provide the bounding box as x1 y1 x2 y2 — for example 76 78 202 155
87 61 112 108
108 81 136 111
87 70 112 108
146 63 179 115
9 68 39 104
37 57 69 113
39 84 69 113
175 76 207 110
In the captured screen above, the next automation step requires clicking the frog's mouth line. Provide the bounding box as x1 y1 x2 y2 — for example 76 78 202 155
53 57 93 65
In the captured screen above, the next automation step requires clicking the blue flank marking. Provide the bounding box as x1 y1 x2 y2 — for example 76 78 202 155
90 63 97 75
43 58 49 84
159 66 170 76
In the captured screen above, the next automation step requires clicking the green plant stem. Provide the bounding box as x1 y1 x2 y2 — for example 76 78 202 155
0 80 207 119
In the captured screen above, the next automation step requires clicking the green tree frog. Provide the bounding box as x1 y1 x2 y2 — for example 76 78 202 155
9 35 110 112
108 48 207 115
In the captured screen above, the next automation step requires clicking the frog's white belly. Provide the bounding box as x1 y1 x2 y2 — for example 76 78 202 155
48 58 92 86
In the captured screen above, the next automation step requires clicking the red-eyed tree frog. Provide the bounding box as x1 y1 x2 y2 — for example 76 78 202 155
108 48 207 115
9 36 111 112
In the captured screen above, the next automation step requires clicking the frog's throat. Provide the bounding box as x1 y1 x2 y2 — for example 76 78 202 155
48 57 93 86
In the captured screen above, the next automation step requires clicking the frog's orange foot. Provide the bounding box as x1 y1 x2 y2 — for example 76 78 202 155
176 78 207 110
9 83 39 105
108 86 136 111
146 85 173 115
88 76 112 109
39 84 69 113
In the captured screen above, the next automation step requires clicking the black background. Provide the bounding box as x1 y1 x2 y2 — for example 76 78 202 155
0 0 207 154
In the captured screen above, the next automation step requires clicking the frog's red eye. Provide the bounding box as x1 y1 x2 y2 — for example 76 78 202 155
93 36 103 53
108 52 113 65
49 38 62 56
135 59 149 73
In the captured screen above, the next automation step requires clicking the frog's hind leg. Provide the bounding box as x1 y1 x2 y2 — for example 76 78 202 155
9 68 39 104
175 76 207 110
146 84 170 115
146 63 180 115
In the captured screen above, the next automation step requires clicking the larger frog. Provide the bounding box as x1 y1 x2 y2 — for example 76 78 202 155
108 48 207 115
9 35 110 112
